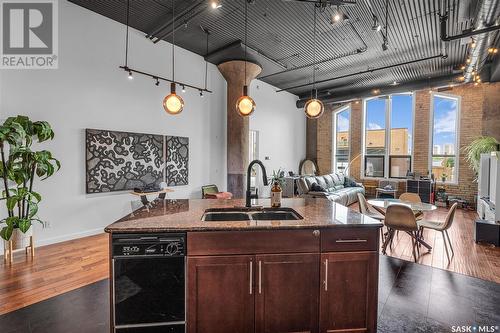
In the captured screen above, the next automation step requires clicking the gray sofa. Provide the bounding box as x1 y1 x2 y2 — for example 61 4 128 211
297 173 365 206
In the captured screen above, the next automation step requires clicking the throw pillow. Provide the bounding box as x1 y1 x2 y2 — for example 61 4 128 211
311 182 326 192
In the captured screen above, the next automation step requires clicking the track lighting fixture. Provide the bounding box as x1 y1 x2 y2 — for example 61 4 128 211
471 39 476 48
155 77 160 86
372 89 380 95
460 65 465 70
128 70 133 80
489 47 499 54
331 7 348 24
372 15 381 31
466 58 471 64
210 0 222 9
200 90 204 97
182 85 186 93
382 38 388 51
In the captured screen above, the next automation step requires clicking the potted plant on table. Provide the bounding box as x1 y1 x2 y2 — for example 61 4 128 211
0 116 60 251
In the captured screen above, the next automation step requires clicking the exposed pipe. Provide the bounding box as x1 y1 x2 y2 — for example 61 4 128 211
440 0 500 82
277 53 445 92
295 73 461 107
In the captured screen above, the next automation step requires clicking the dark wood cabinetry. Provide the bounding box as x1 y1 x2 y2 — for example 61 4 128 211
320 251 378 333
187 255 255 333
186 228 379 333
255 253 320 333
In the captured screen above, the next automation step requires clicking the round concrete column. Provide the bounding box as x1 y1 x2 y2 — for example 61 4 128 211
218 60 262 198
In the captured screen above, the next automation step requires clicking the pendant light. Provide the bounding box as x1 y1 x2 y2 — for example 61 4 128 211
236 0 256 117
304 5 324 119
163 0 184 115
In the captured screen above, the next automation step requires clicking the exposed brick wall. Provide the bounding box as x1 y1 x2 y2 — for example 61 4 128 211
308 82 500 205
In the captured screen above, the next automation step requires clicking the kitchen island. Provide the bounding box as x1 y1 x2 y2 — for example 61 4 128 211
106 198 382 333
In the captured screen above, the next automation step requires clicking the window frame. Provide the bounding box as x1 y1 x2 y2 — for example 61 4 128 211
361 92 415 180
429 92 461 185
332 105 351 175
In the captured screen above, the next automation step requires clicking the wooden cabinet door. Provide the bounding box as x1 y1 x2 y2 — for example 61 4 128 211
187 255 255 333
319 252 378 333
255 253 320 333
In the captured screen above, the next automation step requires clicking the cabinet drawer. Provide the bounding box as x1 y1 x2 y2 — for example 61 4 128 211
188 230 320 255
321 228 379 252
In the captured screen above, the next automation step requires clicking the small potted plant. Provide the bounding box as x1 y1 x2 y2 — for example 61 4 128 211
0 116 60 252
441 173 447 183
269 169 285 208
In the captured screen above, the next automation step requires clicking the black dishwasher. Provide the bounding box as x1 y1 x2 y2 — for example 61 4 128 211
112 233 186 333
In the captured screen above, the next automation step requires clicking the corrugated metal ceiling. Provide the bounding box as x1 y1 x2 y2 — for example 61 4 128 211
68 0 500 98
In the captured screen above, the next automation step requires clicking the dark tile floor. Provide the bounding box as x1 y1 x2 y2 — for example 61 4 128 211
1 255 499 333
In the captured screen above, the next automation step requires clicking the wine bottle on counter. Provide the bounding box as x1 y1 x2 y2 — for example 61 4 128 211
271 181 282 208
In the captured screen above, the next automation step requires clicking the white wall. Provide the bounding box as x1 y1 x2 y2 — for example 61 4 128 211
249 80 306 196
0 1 304 249
0 1 227 247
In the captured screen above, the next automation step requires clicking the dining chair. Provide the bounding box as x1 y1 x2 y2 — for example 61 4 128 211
417 203 458 262
357 193 385 241
382 204 420 262
399 192 424 221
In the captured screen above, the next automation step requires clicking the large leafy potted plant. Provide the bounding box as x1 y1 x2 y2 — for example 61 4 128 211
0 116 60 249
463 136 499 177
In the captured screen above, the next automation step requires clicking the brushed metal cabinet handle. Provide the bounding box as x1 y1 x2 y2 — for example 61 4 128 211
335 239 368 243
258 261 263 294
249 261 253 295
324 259 328 291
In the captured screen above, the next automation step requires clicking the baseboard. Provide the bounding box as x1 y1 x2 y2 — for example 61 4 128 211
0 227 105 252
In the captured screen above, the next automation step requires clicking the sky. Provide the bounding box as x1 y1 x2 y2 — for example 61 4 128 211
365 94 413 153
335 94 457 154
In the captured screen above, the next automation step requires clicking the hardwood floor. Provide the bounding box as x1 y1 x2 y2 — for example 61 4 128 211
351 204 500 284
0 233 108 315
0 206 499 316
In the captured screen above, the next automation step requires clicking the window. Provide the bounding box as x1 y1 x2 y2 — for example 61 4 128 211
333 106 350 174
363 93 413 178
430 94 459 184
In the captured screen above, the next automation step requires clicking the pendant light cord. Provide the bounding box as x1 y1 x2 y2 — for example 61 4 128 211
312 5 318 99
204 30 209 90
244 0 248 87
125 0 130 67
172 0 175 82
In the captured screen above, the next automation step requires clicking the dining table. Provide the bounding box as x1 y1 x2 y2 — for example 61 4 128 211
367 198 437 251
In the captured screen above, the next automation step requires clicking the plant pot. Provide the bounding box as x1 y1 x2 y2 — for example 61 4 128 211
4 227 32 250
441 177 446 182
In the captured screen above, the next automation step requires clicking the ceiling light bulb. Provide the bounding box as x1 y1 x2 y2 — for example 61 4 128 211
474 82 479 86
304 98 324 119
182 85 186 93
211 0 222 9
163 83 184 115
372 89 380 94
332 11 341 23
488 47 494 53
376 25 382 32
155 78 160 86
466 58 471 64
471 40 476 48
236 85 256 116
494 48 498 54
460 65 465 70
200 90 204 97
128 71 133 80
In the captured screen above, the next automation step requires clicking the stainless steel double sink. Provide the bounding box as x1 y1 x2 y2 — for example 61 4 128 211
202 207 303 221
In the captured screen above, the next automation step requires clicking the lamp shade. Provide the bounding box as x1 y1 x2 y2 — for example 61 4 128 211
163 83 184 115
304 98 324 119
236 85 256 116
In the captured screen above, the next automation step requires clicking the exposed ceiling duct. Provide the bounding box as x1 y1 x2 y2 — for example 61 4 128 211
440 0 500 83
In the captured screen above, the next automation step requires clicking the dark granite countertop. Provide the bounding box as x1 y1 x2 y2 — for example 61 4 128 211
105 198 382 233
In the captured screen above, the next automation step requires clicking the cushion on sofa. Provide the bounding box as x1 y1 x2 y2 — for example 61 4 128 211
311 182 326 192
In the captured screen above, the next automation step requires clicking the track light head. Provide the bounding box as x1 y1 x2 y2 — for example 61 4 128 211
182 85 186 93
371 15 381 31
210 0 222 9
382 39 388 51
155 77 160 86
128 71 133 80
200 90 204 97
